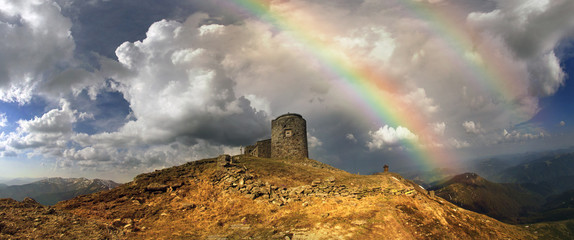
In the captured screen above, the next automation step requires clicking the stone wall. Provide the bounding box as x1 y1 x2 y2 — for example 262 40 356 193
245 139 271 158
271 113 308 159
256 139 271 158
245 145 257 157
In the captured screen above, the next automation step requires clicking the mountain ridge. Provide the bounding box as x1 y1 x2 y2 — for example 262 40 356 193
0 177 120 205
430 172 544 223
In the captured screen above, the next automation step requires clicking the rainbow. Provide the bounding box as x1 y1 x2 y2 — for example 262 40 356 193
220 0 518 169
399 1 527 119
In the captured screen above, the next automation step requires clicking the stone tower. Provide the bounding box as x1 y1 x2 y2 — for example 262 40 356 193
271 113 308 159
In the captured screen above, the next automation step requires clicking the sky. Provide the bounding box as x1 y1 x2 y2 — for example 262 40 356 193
1 0 574 182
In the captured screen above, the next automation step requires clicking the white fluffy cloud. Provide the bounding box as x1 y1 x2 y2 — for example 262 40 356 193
101 16 272 147
0 113 6 128
2 100 84 158
432 122 446 136
367 125 418 150
0 0 78 103
448 138 470 149
346 133 357 143
462 121 484 135
402 88 439 115
501 129 545 142
307 133 323 149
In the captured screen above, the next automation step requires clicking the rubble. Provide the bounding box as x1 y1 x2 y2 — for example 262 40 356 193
216 158 420 205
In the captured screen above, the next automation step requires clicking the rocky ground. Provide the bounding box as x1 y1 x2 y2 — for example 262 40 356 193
0 198 120 239
1 155 572 239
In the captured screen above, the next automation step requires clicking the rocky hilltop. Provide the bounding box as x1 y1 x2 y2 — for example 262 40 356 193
2 155 572 239
54 155 541 239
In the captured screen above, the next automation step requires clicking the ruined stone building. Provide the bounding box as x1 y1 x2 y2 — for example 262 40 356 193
245 113 308 159
244 139 271 158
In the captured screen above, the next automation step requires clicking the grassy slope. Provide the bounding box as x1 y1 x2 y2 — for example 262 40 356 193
55 156 537 239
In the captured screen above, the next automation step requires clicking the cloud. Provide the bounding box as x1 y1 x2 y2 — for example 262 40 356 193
0 113 6 128
18 100 77 135
346 133 357 143
462 121 484 134
468 0 574 98
0 0 78 103
367 125 418 150
101 16 272 147
307 133 323 149
432 122 446 136
0 100 91 160
402 88 439 115
63 146 111 163
12 101 75 142
448 138 470 149
501 129 546 142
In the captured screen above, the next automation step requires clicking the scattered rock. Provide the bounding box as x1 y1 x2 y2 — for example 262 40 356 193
180 203 197 210
112 218 124 228
44 208 56 215
311 179 322 186
325 176 336 183
145 183 169 192
230 224 250 230
218 154 232 167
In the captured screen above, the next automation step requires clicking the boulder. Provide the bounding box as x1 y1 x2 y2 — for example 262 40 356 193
145 183 169 192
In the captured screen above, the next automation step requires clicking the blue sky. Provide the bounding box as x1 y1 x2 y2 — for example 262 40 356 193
1 0 574 182
530 44 574 133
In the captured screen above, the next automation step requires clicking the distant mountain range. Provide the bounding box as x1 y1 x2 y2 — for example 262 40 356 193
430 172 574 224
405 149 574 194
0 177 46 186
0 177 120 205
495 153 574 194
402 149 574 224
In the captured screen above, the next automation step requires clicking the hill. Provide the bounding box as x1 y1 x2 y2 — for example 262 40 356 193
523 190 574 223
48 155 539 239
0 177 120 205
496 153 574 194
430 173 544 223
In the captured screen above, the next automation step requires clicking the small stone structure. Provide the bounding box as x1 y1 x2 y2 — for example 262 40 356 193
383 165 389 173
244 139 271 158
245 113 309 160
